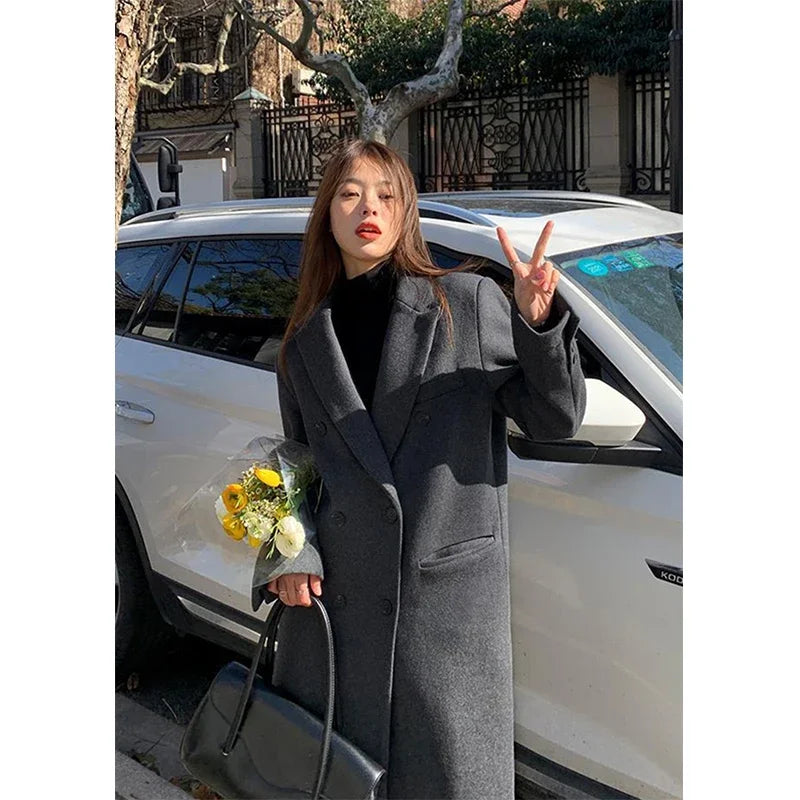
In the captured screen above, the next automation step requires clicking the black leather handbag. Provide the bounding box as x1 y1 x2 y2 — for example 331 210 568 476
180 596 386 799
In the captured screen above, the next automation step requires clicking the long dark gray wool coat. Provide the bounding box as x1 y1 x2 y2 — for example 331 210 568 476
268 269 586 799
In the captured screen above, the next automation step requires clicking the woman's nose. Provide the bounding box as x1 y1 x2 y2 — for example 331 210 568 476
361 197 378 215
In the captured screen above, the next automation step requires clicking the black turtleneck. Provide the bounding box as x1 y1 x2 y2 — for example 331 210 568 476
331 258 398 413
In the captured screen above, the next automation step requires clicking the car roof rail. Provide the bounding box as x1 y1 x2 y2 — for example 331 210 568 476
122 197 316 225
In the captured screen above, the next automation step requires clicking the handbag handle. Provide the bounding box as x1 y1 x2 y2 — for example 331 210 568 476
221 596 336 800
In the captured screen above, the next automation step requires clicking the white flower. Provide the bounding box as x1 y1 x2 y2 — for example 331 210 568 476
214 496 228 523
275 515 306 559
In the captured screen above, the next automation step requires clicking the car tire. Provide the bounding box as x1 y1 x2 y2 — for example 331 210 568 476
115 505 172 683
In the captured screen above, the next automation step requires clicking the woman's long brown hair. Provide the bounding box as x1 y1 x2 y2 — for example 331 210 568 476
277 140 476 379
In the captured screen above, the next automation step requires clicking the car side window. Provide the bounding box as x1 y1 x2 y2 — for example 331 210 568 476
115 244 172 333
138 237 301 368
137 243 196 341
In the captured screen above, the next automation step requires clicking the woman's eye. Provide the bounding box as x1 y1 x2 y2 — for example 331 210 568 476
341 191 357 197
381 195 394 200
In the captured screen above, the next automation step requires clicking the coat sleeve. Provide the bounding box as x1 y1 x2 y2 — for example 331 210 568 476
476 276 586 441
252 361 326 611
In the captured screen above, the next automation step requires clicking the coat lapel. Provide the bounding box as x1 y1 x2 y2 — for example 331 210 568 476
371 274 441 463
294 271 441 490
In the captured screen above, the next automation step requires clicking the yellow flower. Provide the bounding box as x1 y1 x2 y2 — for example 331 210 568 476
247 533 262 548
222 513 246 540
273 506 288 520
222 484 248 512
255 468 282 487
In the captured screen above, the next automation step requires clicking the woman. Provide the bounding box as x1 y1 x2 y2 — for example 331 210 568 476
263 140 586 799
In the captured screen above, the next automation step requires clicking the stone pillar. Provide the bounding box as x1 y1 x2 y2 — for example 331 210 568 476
389 117 411 168
584 74 631 197
405 110 421 186
231 87 272 199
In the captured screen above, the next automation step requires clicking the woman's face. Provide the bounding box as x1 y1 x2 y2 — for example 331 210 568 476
329 158 402 277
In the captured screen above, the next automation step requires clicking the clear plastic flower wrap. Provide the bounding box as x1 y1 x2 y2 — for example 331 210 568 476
174 435 323 611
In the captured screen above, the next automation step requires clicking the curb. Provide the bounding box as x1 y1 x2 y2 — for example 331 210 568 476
116 692 194 798
115 749 190 799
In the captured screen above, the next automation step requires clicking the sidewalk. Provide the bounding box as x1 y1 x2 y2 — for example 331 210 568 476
115 693 194 799
115 749 191 800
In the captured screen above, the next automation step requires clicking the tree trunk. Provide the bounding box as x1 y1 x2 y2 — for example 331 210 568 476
116 0 155 236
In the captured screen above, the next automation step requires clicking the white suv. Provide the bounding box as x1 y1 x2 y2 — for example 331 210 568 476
115 191 682 800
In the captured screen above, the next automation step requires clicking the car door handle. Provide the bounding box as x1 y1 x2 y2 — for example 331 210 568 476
115 400 155 424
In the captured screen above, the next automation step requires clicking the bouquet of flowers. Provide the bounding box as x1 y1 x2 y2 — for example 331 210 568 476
175 435 323 610
214 437 320 559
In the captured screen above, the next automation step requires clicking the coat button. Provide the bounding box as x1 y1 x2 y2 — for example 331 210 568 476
334 594 347 608
382 506 398 523
380 599 393 616
417 412 431 425
314 420 327 436
330 511 346 526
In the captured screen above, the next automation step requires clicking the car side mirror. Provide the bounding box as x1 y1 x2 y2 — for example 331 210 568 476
508 379 677 471
572 379 645 446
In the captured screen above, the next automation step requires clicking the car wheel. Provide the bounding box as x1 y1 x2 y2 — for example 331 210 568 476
115 505 172 682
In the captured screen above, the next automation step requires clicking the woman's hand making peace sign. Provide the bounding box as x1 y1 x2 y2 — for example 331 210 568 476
496 220 559 328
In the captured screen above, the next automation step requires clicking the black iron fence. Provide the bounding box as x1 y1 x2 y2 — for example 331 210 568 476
417 80 589 193
262 96 360 196
261 81 590 197
628 70 670 195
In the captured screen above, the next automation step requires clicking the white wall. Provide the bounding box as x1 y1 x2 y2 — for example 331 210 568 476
140 157 229 207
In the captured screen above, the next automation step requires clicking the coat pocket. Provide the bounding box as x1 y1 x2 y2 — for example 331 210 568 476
418 534 496 571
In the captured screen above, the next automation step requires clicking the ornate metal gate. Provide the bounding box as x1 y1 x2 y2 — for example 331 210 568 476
417 80 589 193
262 98 359 197
628 71 671 195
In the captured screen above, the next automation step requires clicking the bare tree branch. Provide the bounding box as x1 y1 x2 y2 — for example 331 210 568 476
367 0 465 141
233 0 373 117
136 0 471 143
139 1 264 94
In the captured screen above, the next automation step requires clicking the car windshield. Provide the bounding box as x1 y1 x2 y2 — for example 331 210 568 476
554 234 683 387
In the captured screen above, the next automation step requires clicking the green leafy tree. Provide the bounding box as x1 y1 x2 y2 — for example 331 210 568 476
311 0 670 101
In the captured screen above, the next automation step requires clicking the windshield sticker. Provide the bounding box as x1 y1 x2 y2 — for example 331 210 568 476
620 250 655 269
601 254 633 272
577 258 609 277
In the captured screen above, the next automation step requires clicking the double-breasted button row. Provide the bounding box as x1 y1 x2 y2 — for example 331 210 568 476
382 506 398 523
416 412 431 426
334 594 347 608
330 511 346 526
314 420 327 436
380 599 393 616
